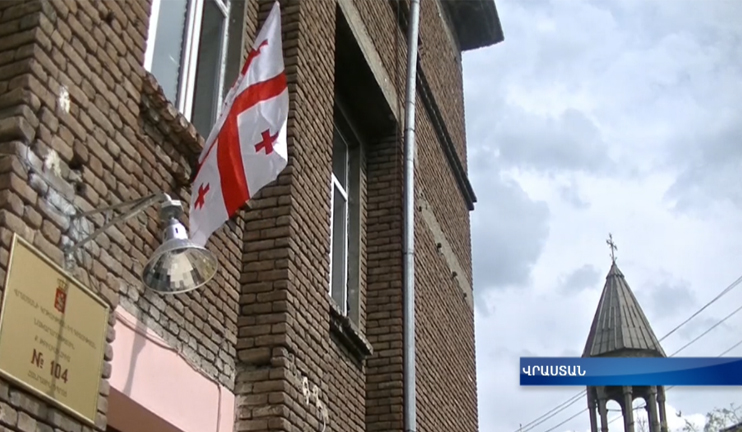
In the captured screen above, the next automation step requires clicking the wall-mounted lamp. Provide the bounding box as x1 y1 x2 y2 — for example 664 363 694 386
64 193 218 294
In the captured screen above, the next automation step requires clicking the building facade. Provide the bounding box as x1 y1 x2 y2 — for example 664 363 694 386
0 0 502 431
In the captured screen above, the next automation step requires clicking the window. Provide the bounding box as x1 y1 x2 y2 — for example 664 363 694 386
330 126 350 313
329 109 363 324
144 0 245 137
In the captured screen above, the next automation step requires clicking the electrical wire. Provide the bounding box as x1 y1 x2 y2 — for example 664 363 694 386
665 336 742 393
518 393 587 432
717 337 742 356
527 306 742 432
608 405 645 426
519 393 586 432
541 335 742 432
660 274 742 341
670 303 742 356
515 273 742 432
536 408 587 432
540 404 647 432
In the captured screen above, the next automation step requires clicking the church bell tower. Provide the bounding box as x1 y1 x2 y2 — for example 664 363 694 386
583 235 670 432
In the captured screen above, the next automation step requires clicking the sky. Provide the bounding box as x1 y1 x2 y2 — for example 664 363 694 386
462 0 742 431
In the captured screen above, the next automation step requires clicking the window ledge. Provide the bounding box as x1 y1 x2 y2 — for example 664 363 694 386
329 300 373 362
140 72 203 184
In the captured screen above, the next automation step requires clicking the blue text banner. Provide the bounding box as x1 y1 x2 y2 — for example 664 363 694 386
520 357 742 386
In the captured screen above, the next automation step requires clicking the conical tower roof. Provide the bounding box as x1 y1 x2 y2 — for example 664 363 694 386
582 262 666 358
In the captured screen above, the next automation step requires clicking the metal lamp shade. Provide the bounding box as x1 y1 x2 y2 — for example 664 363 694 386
141 215 218 294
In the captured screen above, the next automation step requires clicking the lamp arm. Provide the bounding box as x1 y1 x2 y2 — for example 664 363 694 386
64 192 172 256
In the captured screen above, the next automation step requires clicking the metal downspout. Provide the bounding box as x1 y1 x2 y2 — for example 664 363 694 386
402 1 422 431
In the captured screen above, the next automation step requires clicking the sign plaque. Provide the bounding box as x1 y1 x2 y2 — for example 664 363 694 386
0 235 109 424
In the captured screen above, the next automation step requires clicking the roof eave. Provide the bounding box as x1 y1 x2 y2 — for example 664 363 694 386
444 0 505 52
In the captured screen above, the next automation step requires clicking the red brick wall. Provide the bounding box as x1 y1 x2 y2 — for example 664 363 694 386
229 1 479 431
365 134 406 432
0 0 243 431
0 0 479 431
348 1 478 432
418 0 469 172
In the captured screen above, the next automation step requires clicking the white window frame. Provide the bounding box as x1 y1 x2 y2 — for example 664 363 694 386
329 126 351 315
144 0 231 123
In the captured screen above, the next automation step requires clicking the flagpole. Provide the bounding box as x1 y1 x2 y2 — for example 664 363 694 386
402 0 422 431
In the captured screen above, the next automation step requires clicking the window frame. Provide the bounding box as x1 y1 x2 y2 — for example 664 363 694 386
144 0 234 126
328 99 365 325
329 125 351 315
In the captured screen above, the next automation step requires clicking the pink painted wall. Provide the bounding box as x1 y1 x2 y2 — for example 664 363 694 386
108 307 234 432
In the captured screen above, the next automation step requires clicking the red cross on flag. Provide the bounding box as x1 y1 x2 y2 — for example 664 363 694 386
189 1 288 247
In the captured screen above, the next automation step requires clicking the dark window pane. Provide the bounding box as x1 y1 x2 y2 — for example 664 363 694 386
224 0 246 98
192 0 226 137
151 0 189 102
331 185 348 311
332 130 348 188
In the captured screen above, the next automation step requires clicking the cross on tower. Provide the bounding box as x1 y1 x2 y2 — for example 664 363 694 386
606 233 618 263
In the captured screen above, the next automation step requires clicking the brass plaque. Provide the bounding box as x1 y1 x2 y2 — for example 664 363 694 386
0 235 109 424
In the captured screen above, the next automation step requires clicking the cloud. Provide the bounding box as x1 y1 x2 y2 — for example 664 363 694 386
485 107 616 175
460 0 742 431
470 171 551 295
637 277 697 320
466 0 742 203
671 314 738 352
557 180 590 209
558 265 601 294
663 118 742 213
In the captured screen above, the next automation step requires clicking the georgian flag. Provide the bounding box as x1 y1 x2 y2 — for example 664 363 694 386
189 1 288 247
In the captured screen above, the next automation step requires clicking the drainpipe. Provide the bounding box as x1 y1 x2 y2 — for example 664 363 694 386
402 1 422 431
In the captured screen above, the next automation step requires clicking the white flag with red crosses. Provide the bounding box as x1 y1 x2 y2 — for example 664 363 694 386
189 1 288 247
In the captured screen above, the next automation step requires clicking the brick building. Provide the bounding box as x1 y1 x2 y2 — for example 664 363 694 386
0 0 502 431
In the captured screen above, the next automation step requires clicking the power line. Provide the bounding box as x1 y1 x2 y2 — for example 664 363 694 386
670 303 742 356
665 335 742 393
659 273 742 341
608 405 646 425
531 302 742 432
537 408 586 432
516 273 742 432
543 334 742 432
518 393 586 432
718 337 742 356
520 393 585 432
540 404 648 432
